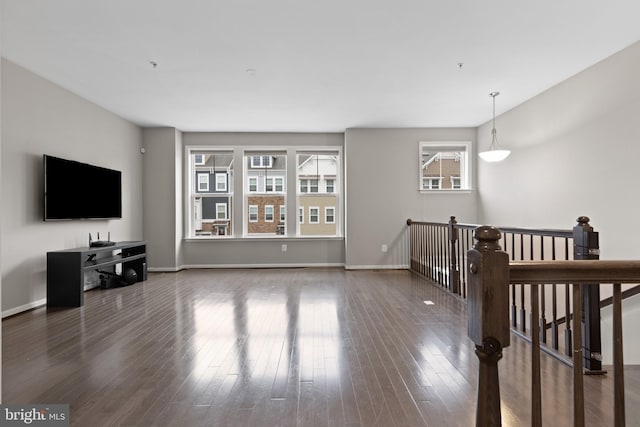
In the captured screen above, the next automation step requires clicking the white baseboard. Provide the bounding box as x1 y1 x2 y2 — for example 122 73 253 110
344 264 409 270
2 298 46 318
180 263 345 269
148 266 183 273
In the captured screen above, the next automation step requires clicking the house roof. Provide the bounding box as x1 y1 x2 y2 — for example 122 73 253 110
2 1 639 132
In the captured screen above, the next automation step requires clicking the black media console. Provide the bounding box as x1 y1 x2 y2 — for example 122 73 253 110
47 241 147 307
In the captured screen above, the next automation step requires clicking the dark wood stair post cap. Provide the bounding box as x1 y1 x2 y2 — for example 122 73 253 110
467 225 510 348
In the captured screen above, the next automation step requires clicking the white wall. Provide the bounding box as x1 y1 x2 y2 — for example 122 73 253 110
1 59 143 315
477 41 640 256
345 128 478 268
0 22 4 401
142 128 183 270
476 41 640 363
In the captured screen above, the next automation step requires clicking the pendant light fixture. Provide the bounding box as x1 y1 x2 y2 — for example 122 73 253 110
479 91 511 162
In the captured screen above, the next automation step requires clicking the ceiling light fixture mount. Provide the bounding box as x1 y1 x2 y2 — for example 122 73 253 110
479 91 511 162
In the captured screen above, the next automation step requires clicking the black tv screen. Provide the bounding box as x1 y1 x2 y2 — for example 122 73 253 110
44 155 122 220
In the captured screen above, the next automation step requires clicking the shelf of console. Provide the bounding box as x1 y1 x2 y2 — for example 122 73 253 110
47 240 147 307
84 252 146 271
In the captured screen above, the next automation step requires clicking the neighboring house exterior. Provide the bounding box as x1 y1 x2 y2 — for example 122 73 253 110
193 153 233 236
246 154 286 235
297 154 338 236
421 151 461 190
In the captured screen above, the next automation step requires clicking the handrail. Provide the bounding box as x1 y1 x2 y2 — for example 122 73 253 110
468 226 628 427
510 260 640 284
407 218 573 237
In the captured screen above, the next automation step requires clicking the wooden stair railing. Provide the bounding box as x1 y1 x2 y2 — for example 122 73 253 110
407 216 608 371
469 226 632 427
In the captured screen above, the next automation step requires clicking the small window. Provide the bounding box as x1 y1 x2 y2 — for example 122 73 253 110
265 205 274 222
420 141 471 191
280 205 286 222
299 207 304 224
248 177 258 192
265 177 283 192
215 173 227 192
451 176 461 189
249 205 258 222
194 154 205 165
251 156 272 168
216 203 227 220
197 173 209 192
325 179 335 193
422 177 442 190
325 207 335 224
309 207 319 224
275 177 284 192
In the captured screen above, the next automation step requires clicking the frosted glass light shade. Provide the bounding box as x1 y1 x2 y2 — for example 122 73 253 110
478 149 511 162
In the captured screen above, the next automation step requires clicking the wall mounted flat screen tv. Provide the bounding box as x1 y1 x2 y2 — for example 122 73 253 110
44 155 122 221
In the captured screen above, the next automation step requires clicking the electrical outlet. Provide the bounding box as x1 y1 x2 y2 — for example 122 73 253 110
381 244 388 253
282 244 287 252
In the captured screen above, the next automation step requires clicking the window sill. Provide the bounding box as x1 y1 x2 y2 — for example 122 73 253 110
419 189 474 195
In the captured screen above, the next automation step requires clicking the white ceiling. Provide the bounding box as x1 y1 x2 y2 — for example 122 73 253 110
2 0 639 132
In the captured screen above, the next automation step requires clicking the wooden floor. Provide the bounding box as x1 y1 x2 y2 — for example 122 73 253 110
3 268 638 426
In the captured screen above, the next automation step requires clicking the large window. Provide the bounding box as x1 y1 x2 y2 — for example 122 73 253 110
186 146 342 238
419 141 471 191
245 151 286 236
188 150 234 237
297 152 340 236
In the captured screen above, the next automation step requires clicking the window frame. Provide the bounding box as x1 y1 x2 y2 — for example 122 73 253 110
248 205 258 222
197 173 210 192
325 207 335 224
309 207 320 224
186 145 343 240
325 179 335 193
216 203 228 220
265 205 274 222
215 173 227 192
419 141 472 192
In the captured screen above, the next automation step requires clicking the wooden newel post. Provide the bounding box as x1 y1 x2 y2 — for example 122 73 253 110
467 226 510 427
572 215 603 373
449 216 460 295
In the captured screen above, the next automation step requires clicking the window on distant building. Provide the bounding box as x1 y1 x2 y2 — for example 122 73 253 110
188 150 234 237
420 141 471 191
265 205 274 222
251 155 272 168
309 207 319 224
280 205 286 222
248 177 258 192
197 173 209 192
451 176 461 189
215 173 227 192
325 207 335 224
216 203 227 220
422 177 442 189
326 179 335 193
249 205 258 222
